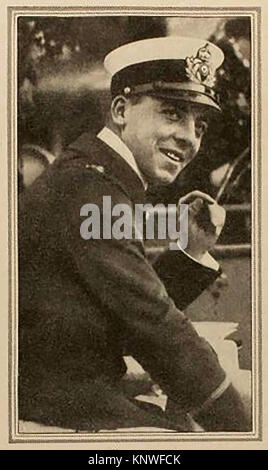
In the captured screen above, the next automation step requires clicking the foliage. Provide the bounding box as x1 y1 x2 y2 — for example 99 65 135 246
18 17 166 83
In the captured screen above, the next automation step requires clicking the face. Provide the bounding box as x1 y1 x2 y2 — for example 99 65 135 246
120 95 209 185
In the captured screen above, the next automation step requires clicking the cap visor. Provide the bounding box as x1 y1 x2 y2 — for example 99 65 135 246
151 90 221 112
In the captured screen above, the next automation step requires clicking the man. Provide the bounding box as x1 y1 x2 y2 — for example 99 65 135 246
19 37 249 432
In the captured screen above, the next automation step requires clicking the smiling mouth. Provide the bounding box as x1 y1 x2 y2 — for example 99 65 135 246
159 148 185 163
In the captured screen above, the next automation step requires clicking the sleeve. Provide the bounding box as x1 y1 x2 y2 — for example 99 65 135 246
64 179 226 413
153 247 221 311
178 245 219 271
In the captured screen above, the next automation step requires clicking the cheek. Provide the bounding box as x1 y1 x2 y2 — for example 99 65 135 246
124 107 171 157
138 122 168 150
128 122 156 152
132 107 162 141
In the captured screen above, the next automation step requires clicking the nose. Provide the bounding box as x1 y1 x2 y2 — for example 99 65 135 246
173 114 200 155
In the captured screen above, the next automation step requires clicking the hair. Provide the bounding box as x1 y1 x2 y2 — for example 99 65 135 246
128 93 145 105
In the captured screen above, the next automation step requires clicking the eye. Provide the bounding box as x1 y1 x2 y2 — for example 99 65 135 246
195 119 208 138
162 108 183 121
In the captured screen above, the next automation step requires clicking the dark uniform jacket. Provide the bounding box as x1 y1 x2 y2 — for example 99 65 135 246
19 132 225 431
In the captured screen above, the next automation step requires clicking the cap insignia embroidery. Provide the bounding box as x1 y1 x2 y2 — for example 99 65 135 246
185 43 216 87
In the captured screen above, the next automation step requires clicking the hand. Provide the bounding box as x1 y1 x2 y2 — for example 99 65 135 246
179 190 226 261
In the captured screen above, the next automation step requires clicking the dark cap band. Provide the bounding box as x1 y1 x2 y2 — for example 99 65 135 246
122 81 221 111
111 60 221 111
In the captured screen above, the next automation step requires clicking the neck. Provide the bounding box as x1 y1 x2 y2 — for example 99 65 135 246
104 121 148 188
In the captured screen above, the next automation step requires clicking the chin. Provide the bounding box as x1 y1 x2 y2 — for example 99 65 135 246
148 171 179 186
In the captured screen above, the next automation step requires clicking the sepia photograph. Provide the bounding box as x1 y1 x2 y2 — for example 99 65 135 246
5 4 262 446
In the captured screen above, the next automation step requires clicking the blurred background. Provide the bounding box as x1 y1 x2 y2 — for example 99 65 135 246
17 16 252 370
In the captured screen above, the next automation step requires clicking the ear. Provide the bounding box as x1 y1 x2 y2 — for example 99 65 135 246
110 95 128 127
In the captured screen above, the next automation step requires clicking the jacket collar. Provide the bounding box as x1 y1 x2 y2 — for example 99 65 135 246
68 132 146 205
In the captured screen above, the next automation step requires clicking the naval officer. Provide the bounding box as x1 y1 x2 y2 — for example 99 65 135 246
18 37 249 432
